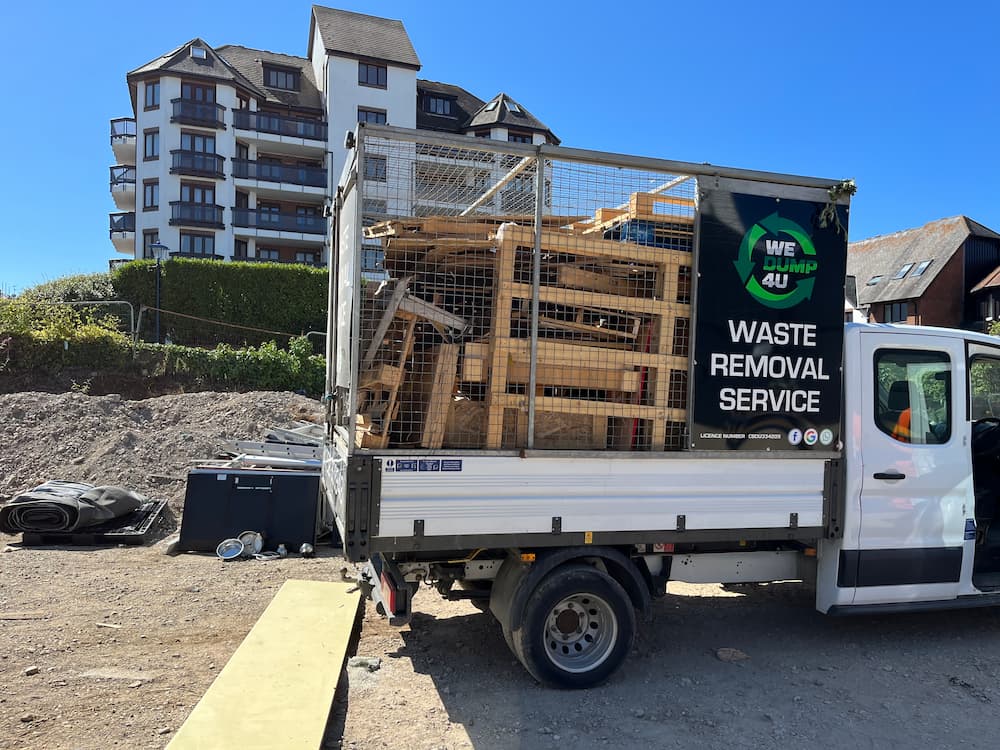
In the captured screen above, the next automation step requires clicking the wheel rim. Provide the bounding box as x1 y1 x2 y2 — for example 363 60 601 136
542 592 618 674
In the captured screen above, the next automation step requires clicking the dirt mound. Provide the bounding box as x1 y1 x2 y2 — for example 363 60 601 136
0 390 323 515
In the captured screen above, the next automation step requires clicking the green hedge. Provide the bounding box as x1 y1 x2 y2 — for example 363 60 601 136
0 299 324 395
111 258 328 347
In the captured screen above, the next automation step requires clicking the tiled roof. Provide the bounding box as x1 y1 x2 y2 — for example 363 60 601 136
216 45 323 111
847 216 1000 306
465 93 559 144
416 79 484 133
127 38 263 97
310 5 420 69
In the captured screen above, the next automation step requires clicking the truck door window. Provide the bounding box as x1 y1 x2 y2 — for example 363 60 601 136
969 356 1000 420
874 349 951 444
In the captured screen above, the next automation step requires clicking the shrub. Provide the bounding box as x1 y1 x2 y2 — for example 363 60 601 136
111 258 327 347
20 273 116 304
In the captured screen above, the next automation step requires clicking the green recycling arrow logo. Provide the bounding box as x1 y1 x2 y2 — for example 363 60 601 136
734 213 819 309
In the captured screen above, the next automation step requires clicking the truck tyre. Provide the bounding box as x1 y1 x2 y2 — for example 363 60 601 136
512 564 635 689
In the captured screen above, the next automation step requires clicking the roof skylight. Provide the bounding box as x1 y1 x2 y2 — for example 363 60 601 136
867 275 883 286
911 260 933 277
893 263 914 279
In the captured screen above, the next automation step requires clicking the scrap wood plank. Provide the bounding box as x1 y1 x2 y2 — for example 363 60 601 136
420 344 460 448
167 580 361 750
492 392 686 422
507 281 680 317
496 224 689 266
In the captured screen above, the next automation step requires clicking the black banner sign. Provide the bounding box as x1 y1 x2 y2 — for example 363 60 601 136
691 187 848 451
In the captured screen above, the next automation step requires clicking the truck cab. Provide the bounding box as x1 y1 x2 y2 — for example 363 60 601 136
819 322 1000 613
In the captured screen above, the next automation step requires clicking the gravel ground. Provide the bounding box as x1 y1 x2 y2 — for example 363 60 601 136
3 391 1000 749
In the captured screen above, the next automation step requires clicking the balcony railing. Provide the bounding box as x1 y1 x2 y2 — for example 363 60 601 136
170 150 225 178
232 158 326 187
109 165 136 189
231 207 326 235
169 251 224 261
110 118 136 143
171 98 226 129
232 109 327 141
169 202 225 228
109 212 135 236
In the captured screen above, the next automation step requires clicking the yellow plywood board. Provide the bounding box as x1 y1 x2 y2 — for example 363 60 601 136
167 579 361 750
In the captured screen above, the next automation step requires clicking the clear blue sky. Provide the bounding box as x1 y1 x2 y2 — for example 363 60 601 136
2 0 997 294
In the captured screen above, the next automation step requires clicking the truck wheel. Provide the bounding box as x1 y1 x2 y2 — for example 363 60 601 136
513 564 635 689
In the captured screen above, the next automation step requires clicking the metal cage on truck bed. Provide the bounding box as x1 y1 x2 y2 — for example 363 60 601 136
324 124 851 561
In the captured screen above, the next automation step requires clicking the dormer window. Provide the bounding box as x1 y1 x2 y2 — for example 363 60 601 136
191 46 207 60
264 65 300 91
423 96 453 116
506 100 521 114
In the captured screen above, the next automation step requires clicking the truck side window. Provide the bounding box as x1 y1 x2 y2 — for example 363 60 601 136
970 356 1000 420
874 349 951 445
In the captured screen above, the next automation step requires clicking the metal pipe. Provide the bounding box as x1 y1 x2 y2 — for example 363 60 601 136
460 156 534 216
155 259 161 344
527 152 545 449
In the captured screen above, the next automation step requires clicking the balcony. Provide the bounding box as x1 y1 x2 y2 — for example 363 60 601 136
109 212 135 255
171 98 226 129
232 109 327 143
233 253 324 267
110 118 136 165
109 165 136 209
231 207 326 235
232 158 326 188
170 150 225 178
169 251 224 261
169 202 225 228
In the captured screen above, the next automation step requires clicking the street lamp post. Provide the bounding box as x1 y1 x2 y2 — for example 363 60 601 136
148 244 170 344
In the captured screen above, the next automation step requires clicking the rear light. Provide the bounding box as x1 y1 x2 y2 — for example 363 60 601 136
380 570 397 615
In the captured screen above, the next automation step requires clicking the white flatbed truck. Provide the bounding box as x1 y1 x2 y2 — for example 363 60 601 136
322 124 1000 687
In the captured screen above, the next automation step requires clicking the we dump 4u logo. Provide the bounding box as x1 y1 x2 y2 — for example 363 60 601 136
734 213 818 309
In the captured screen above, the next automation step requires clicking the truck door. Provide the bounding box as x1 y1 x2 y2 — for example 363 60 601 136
849 331 971 605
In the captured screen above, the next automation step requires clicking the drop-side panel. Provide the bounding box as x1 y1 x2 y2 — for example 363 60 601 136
375 456 825 538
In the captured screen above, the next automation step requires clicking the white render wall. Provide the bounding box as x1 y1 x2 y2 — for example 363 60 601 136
326 54 416 180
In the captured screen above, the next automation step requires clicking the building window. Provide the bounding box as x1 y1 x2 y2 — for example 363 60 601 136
358 62 387 88
912 260 933 277
258 202 281 225
181 82 215 102
191 45 207 60
893 263 914 280
264 65 300 91
424 96 452 116
144 130 159 160
474 130 491 138
884 301 910 323
235 239 248 260
508 131 533 144
143 230 160 259
180 183 215 206
143 180 159 210
866 275 882 286
144 80 160 110
295 251 317 264
358 107 387 125
181 132 216 153
237 94 251 110
364 155 387 182
179 232 215 255
258 247 279 261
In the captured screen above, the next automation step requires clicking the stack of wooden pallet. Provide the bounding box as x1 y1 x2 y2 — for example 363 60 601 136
356 193 694 451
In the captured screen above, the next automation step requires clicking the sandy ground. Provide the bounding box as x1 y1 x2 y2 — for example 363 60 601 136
3 392 1000 749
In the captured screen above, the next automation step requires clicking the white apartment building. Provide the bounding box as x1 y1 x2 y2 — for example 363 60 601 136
108 5 558 267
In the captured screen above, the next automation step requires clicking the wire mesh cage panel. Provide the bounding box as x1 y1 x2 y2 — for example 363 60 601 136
342 129 695 452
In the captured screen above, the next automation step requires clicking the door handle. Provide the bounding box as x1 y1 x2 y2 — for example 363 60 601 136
873 471 906 480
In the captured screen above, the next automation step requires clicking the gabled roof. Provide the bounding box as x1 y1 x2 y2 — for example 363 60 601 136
416 79 484 133
309 5 420 69
127 38 263 98
216 45 323 111
847 216 1000 306
465 93 559 144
